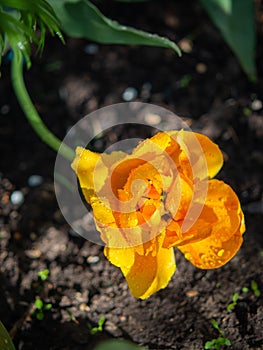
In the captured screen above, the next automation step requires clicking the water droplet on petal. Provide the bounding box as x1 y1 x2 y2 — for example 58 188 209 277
217 249 224 257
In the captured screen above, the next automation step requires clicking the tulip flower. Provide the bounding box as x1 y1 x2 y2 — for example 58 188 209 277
71 130 245 299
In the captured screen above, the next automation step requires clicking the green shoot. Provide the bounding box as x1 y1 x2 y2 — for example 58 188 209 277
227 292 239 311
33 298 52 320
180 74 192 88
88 317 106 335
205 319 231 350
251 281 261 297
37 269 50 281
243 107 252 117
242 287 249 293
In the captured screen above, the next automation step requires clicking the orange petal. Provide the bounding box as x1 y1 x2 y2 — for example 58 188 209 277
193 132 224 178
177 180 245 269
165 130 223 180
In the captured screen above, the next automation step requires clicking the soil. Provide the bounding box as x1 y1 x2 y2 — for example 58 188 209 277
0 0 263 349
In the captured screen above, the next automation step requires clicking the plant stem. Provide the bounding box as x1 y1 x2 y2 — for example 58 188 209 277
11 51 75 162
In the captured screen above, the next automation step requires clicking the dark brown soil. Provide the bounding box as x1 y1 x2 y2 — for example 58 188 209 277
0 0 263 349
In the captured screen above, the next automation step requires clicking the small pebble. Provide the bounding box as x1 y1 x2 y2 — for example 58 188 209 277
196 62 207 74
144 113 161 125
186 290 198 297
84 43 99 55
178 38 193 53
0 104 10 114
10 190 24 205
25 249 42 259
87 255 100 264
122 87 138 101
141 82 152 99
28 175 43 187
251 99 262 111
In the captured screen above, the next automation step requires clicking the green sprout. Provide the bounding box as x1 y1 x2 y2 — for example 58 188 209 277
242 286 249 293
251 281 261 297
180 74 192 88
243 107 252 117
205 319 231 350
33 298 52 320
88 316 106 335
37 269 49 281
227 292 239 311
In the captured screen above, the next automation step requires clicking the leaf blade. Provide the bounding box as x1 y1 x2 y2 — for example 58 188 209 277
48 0 181 55
200 0 256 80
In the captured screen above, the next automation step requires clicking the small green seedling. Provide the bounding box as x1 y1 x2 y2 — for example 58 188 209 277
180 74 192 88
88 317 106 335
242 287 249 293
205 319 231 350
243 107 252 117
33 298 52 320
38 269 50 281
251 281 261 297
227 292 239 311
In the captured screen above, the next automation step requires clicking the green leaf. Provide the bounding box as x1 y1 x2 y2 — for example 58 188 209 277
200 0 256 80
34 299 44 309
94 339 145 350
36 312 44 320
0 321 16 350
232 292 239 302
47 0 180 55
0 0 64 68
97 316 106 329
211 319 220 332
44 303 52 310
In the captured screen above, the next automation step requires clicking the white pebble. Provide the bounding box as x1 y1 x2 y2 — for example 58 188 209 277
144 113 161 125
84 44 99 55
28 175 43 187
87 255 100 264
251 99 262 111
122 87 138 102
10 191 24 205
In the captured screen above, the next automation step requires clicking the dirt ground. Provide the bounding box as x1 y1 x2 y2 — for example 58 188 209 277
0 0 263 349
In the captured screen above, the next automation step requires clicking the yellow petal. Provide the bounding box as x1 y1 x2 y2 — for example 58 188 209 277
122 246 176 299
104 246 136 269
89 197 117 227
71 147 101 202
177 180 245 269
